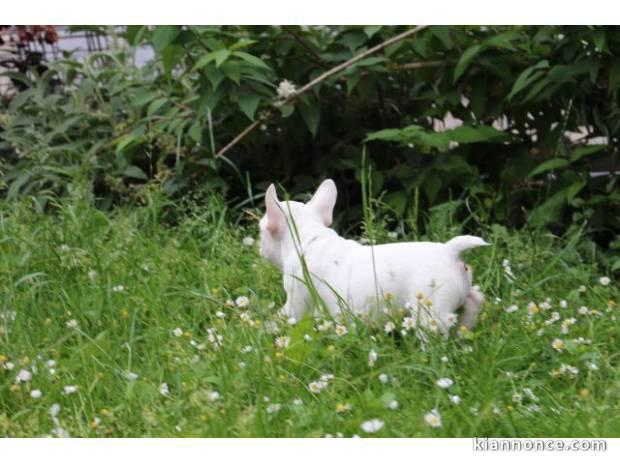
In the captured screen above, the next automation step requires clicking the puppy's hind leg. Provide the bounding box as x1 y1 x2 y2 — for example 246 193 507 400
461 286 484 329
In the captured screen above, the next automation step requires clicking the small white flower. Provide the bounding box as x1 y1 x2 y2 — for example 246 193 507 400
4 361 15 370
512 393 523 404
66 319 78 329
360 418 384 433
308 381 326 394
208 390 220 401
578 306 590 316
274 336 290 349
172 327 183 337
378 373 389 384
238 362 246 369
287 317 297 325
303 334 312 342
30 389 42 399
384 321 396 334
317 320 333 332
50 403 61 417
551 338 565 352
387 231 398 240
16 369 32 383
388 400 399 410
368 349 378 367
424 409 442 428
159 383 170 397
215 311 226 319
578 285 586 293
320 373 334 383
586 362 599 371
335 324 348 336
235 296 250 308
87 269 98 283
126 372 139 381
112 285 124 293
276 79 297 99
46 360 56 368
436 378 454 389
292 398 303 406
63 385 78 395
449 395 461 405
266 403 281 414
242 236 255 247
441 356 449 363
523 387 539 402
505 304 518 313
560 300 568 308
599 276 611 286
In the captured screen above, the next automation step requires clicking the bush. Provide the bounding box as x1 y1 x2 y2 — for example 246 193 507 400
1 26 618 268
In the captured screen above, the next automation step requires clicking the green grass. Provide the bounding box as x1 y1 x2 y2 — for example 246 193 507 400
0 191 618 437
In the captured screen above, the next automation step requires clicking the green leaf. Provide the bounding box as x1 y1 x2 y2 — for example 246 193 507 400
152 26 180 53
115 135 143 154
213 49 231 68
132 91 160 108
299 99 320 137
566 178 587 201
528 189 566 227
453 44 482 82
238 94 261 121
279 104 295 118
123 165 148 180
528 158 569 177
507 60 549 101
147 98 168 117
125 26 146 46
447 125 508 143
569 144 607 163
221 61 241 84
609 62 620 95
431 26 452 48
194 49 231 70
188 121 202 144
363 26 382 38
232 51 271 70
161 44 183 76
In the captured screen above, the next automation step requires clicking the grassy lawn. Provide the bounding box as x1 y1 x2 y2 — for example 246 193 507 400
0 192 618 437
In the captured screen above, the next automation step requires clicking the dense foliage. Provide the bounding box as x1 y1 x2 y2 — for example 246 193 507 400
0 26 618 269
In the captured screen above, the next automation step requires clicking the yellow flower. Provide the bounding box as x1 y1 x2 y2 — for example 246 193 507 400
579 388 590 398
416 291 424 300
121 308 129 320
0 354 7 363
275 351 285 361
384 292 394 303
506 404 514 412
425 299 433 307
336 403 351 413
254 320 262 328
327 345 336 353
10 384 20 393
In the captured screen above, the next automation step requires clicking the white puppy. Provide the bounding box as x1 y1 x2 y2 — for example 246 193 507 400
259 179 488 337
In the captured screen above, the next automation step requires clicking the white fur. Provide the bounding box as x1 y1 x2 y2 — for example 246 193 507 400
259 179 489 337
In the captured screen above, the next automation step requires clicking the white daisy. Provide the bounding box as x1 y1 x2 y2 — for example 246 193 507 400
449 395 461 405
208 390 220 401
424 409 442 428
388 400 399 410
360 418 384 433
384 321 396 334
274 336 290 349
505 304 518 313
436 378 454 389
335 324 348 336
15 369 32 383
242 236 255 247
63 385 78 395
30 389 42 399
235 296 250 308
159 383 170 397
378 373 389 384
172 327 183 337
368 350 378 367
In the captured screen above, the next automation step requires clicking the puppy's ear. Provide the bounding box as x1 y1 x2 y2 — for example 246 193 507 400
309 179 337 226
265 184 284 235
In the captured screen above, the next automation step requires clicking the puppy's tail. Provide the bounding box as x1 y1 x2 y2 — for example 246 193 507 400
445 235 489 258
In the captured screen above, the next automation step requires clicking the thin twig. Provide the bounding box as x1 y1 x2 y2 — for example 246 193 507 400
215 25 429 159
